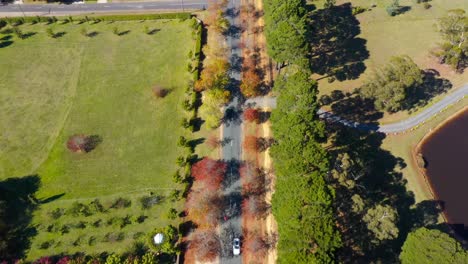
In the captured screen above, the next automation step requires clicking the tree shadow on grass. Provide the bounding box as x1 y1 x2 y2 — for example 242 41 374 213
117 30 131 36
0 175 40 260
403 69 452 112
328 117 445 262
0 40 13 48
308 3 369 81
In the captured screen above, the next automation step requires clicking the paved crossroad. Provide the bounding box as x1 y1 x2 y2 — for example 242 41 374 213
245 84 468 134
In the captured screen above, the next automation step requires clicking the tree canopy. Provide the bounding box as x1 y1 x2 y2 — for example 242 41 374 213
270 69 341 263
363 204 399 242
264 0 309 66
435 9 468 71
400 227 468 264
360 55 423 112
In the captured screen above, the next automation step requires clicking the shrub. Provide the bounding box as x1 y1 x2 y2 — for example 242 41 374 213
112 26 119 35
423 2 431 9
352 6 367 15
88 236 97 246
67 202 92 217
153 86 169 98
92 219 102 227
169 189 182 201
166 208 178 220
47 208 64 220
12 26 24 39
67 134 101 153
46 28 55 38
110 197 131 209
132 215 147 224
39 240 53 249
80 27 88 37
139 195 163 209
74 221 87 229
89 198 105 213
104 232 125 242
416 153 426 168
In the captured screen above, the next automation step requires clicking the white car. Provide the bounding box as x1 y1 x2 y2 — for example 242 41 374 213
233 238 241 256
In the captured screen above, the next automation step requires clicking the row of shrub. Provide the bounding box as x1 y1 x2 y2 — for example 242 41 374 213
0 12 192 26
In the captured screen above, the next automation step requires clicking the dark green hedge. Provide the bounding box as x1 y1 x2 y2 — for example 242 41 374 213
0 12 192 25
192 21 203 81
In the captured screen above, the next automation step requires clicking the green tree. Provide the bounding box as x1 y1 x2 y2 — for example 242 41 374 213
434 9 468 71
105 254 121 264
400 227 468 264
363 204 399 241
323 0 335 9
360 55 423 112
270 69 341 263
264 0 309 66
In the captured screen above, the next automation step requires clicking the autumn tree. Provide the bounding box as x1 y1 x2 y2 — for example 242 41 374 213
191 158 226 190
243 231 271 259
242 195 269 219
195 58 230 92
186 191 223 227
243 108 260 123
188 229 221 262
363 204 399 242
434 9 468 71
239 162 265 195
67 135 101 153
241 57 262 97
243 135 259 153
360 55 423 112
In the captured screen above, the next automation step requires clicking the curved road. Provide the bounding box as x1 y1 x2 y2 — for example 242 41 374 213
245 84 468 134
0 0 207 15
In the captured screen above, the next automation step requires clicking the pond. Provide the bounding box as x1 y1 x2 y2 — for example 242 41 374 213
421 109 468 238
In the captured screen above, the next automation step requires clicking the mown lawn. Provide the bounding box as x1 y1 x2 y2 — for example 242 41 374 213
0 19 196 259
312 0 468 123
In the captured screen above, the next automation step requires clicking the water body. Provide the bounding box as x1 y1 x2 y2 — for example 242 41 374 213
421 109 468 237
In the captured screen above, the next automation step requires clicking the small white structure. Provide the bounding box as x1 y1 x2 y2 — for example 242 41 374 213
153 233 164 245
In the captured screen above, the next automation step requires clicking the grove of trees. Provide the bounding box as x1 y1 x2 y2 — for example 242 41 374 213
359 55 423 112
434 9 468 72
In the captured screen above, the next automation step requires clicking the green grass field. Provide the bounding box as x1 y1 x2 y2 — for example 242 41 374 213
0 19 196 259
313 0 468 123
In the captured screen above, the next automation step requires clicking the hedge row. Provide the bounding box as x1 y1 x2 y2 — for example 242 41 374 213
192 21 203 81
0 12 192 25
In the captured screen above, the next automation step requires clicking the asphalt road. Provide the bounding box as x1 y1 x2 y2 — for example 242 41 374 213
246 84 468 133
0 0 208 15
220 0 243 262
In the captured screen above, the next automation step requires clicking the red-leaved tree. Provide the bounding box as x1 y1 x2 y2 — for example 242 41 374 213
243 108 260 123
243 231 271 258
191 158 226 190
239 162 265 195
243 135 259 153
188 229 221 262
186 191 223 227
67 135 88 153
242 195 269 219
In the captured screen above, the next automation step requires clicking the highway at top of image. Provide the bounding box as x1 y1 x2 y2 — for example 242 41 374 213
0 0 208 15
